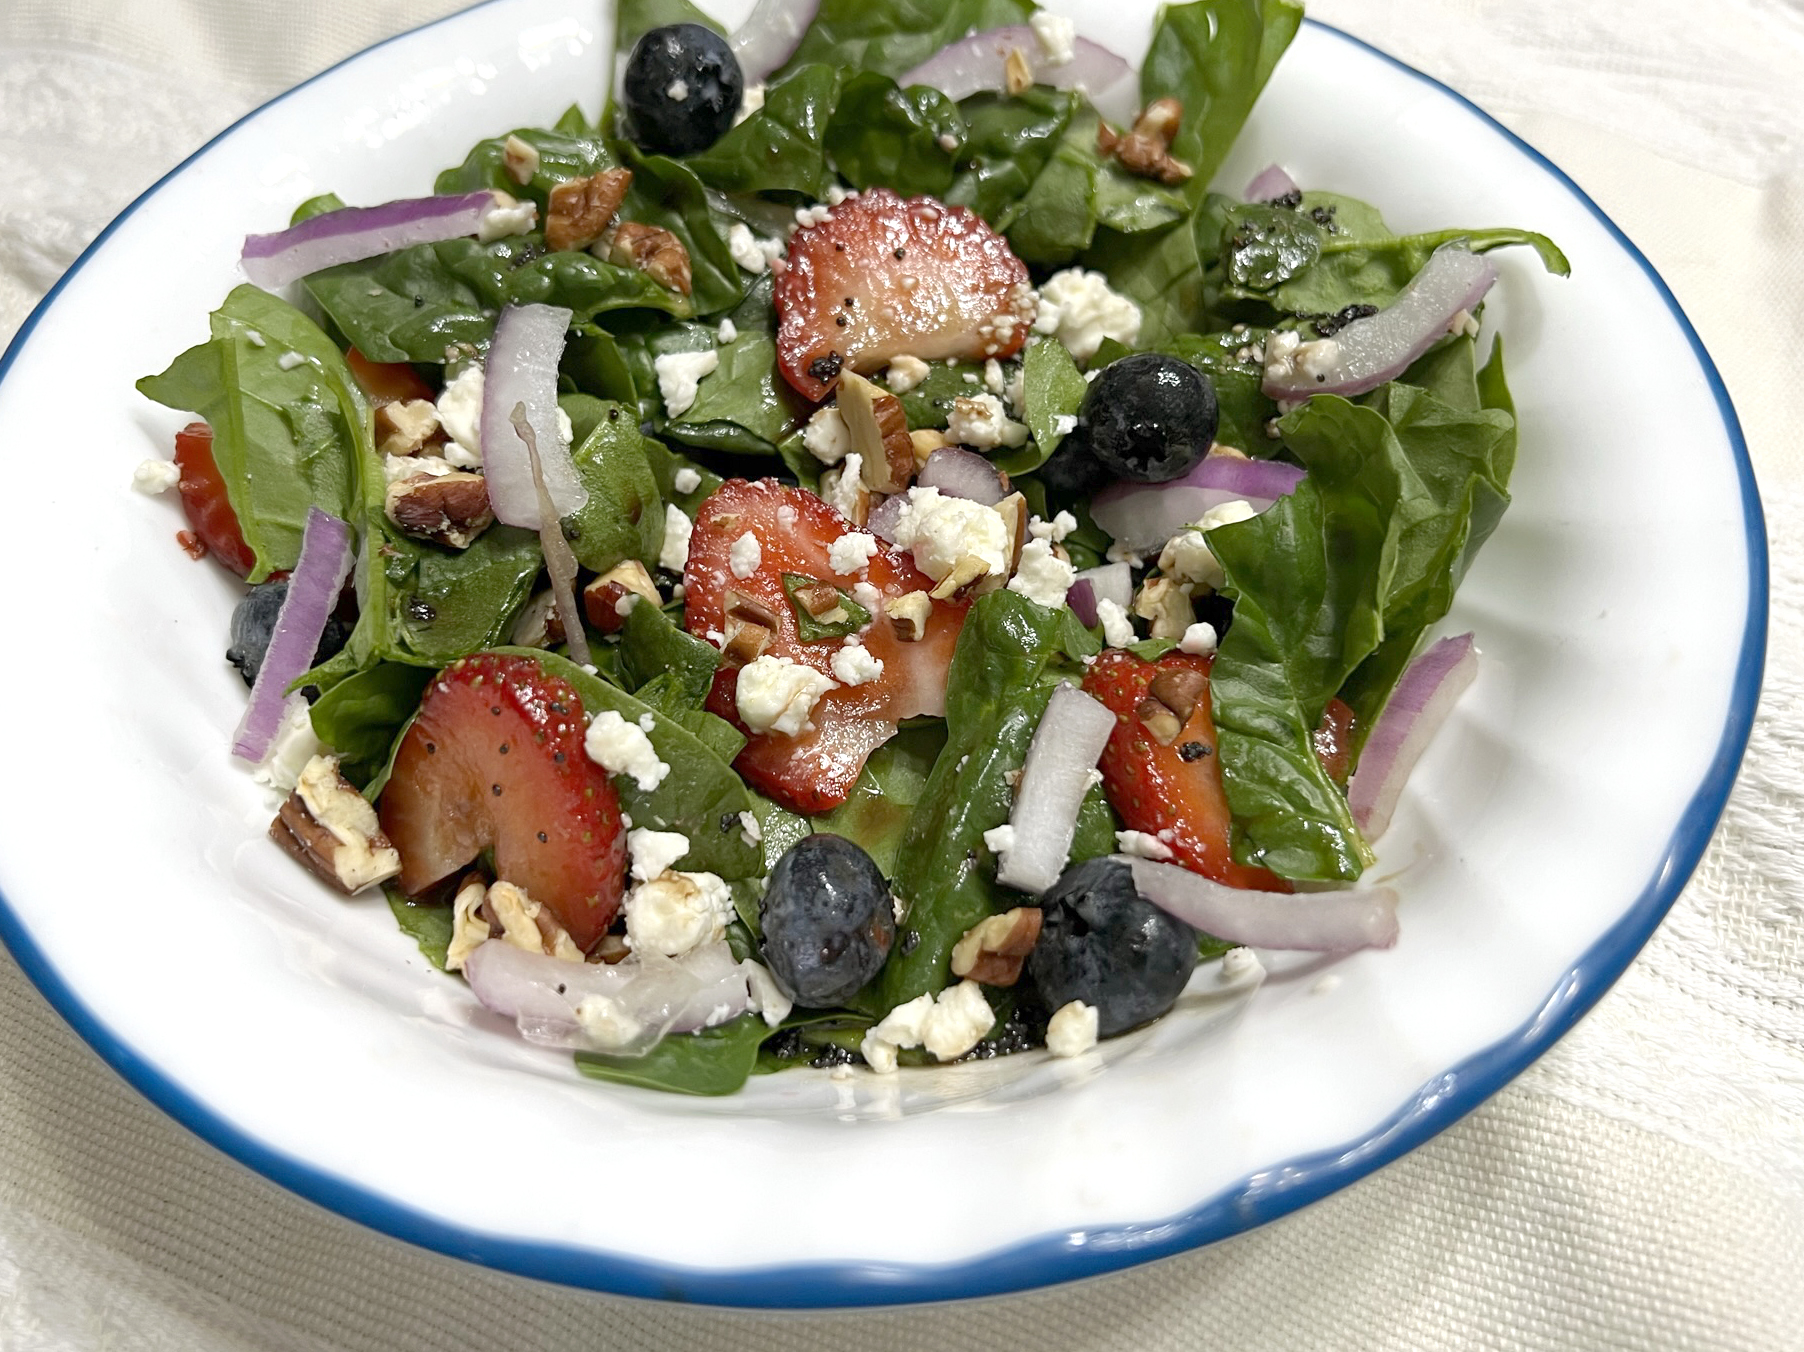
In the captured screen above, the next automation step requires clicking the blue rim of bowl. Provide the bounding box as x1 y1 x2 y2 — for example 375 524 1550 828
0 6 1767 1310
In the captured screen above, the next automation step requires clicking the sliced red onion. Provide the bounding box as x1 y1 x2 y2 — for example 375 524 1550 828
867 492 906 544
1124 858 1399 952
241 193 502 290
919 447 1007 505
232 508 353 762
1065 562 1131 626
1091 455 1305 555
481 304 588 530
1245 164 1299 202
463 939 750 1055
900 28 1138 126
1348 633 1478 841
1262 244 1497 401
996 683 1118 894
730 0 821 84
511 404 593 670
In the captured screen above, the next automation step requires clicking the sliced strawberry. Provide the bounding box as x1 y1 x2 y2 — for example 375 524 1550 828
1083 649 1289 893
172 422 256 578
378 653 627 950
346 347 434 406
1313 697 1357 787
773 187 1036 402
684 479 968 814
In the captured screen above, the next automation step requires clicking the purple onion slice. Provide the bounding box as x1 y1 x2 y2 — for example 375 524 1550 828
1245 163 1300 202
241 193 503 290
730 0 822 84
481 304 588 530
996 684 1119 894
1065 562 1131 626
1347 633 1478 840
231 508 354 762
1090 455 1305 555
900 27 1138 125
867 492 906 544
1124 857 1399 952
919 447 1008 505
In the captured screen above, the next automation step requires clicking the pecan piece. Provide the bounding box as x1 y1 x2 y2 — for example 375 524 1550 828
951 907 1043 986
374 398 440 457
606 221 693 296
384 470 494 548
837 371 916 495
1133 576 1195 640
270 755 402 895
886 590 932 641
1110 97 1194 186
581 559 661 634
722 589 780 665
545 167 632 252
510 589 567 649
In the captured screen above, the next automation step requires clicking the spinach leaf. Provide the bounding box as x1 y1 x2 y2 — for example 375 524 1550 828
813 723 948 879
1208 396 1405 881
777 0 1033 81
434 113 616 208
1000 336 1085 474
613 146 747 318
505 648 761 880
1082 211 1212 351
620 323 804 453
303 235 686 365
558 392 609 448
684 65 842 198
575 1013 770 1095
137 285 363 581
615 599 720 707
563 325 640 405
1000 106 1102 266
946 88 1076 225
1162 327 1278 452
1092 160 1189 235
562 402 666 573
780 573 872 640
826 72 963 198
1141 0 1303 201
308 662 434 788
387 889 453 970
898 360 989 429
640 436 721 514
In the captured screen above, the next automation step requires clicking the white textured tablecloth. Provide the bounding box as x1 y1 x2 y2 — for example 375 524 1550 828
4 2 1803 1346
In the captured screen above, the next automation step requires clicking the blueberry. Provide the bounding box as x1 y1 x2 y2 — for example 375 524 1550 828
622 24 743 158
1028 857 1198 1038
225 580 351 687
1035 436 1112 500
1076 353 1219 484
759 834 895 1006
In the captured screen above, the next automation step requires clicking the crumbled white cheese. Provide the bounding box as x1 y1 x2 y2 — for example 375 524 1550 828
672 466 702 495
436 364 485 465
777 504 797 528
1220 946 1264 984
827 531 880 576
830 642 884 686
802 405 852 465
922 980 996 1061
654 349 719 419
276 350 307 371
627 827 690 883
666 77 689 101
1033 268 1142 362
1096 597 1136 648
252 698 323 794
1158 499 1259 592
983 358 1006 395
131 458 180 494
1004 364 1026 417
576 995 645 1050
1007 538 1077 610
795 202 833 229
584 711 670 791
885 355 931 394
1029 510 1078 543
717 317 738 345
735 83 766 125
1116 830 1174 861
947 394 1029 450
727 221 773 273
1052 413 1078 436
625 870 733 958
1179 621 1219 655
1449 308 1481 339
1029 10 1078 66
826 452 865 519
1261 329 1340 387
1046 1000 1099 1057
892 486 1010 583
659 503 692 573
852 581 882 613
477 191 537 243
735 655 837 736
982 824 1016 855
1105 540 1142 566
937 132 960 153
742 960 792 1027
729 531 762 579
737 810 762 844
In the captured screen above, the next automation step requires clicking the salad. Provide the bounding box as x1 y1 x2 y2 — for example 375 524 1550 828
132 0 1566 1095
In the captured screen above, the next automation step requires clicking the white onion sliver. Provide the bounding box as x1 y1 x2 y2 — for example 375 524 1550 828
730 0 821 84
231 508 354 762
1262 244 1497 400
900 29 1138 126
1067 562 1131 626
918 447 1007 505
997 684 1118 894
241 193 499 290
481 304 587 529
1124 857 1399 952
1347 634 1478 841
1244 164 1299 202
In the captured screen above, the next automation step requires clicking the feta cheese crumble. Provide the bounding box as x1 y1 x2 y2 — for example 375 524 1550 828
859 980 996 1072
627 827 690 883
830 642 884 686
659 503 693 573
827 531 880 576
735 655 837 736
728 531 762 579
1033 268 1142 362
947 394 1029 450
1007 539 1077 609
1179 621 1219 655
826 453 865 519
1046 1000 1099 1057
1220 947 1264 984
252 698 322 794
625 870 733 958
131 459 180 494
477 191 537 244
717 317 738 344
1096 597 1136 648
1261 329 1341 387
892 486 1010 583
1116 830 1174 861
802 405 852 464
1157 499 1259 592
981 824 1016 855
584 711 670 791
885 354 930 393
654 349 719 419
436 364 485 464
1029 10 1078 66
727 221 774 273
672 466 702 495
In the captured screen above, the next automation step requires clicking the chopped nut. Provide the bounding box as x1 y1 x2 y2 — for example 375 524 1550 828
1148 665 1209 725
838 372 915 494
270 755 402 895
510 589 567 649
819 464 871 525
722 589 780 665
485 880 585 962
1004 46 1034 96
1135 97 1184 144
384 470 494 549
545 167 632 252
606 221 693 296
1096 121 1121 156
1110 96 1193 185
1135 697 1183 746
375 398 440 457
502 134 541 186
581 560 660 634
793 581 848 623
446 874 496 972
725 589 781 630
929 553 992 600
909 428 949 467
951 907 1043 986
993 491 1029 583
591 933 632 965
886 590 933 641
1134 576 1195 640
1208 441 1249 461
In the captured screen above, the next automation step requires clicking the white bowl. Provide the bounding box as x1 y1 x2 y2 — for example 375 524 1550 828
0 0 1763 1307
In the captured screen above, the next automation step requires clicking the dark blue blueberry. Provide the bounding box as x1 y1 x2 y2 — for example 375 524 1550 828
1077 353 1219 484
759 834 895 1006
1028 857 1198 1037
225 580 350 687
622 24 743 158
1036 436 1111 500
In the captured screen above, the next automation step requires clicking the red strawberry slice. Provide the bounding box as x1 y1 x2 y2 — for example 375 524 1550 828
773 187 1036 402
684 479 969 814
378 653 627 950
172 422 256 578
1083 649 1289 894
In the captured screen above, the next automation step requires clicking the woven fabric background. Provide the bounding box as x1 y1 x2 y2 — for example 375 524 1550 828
2 2 1801 1346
